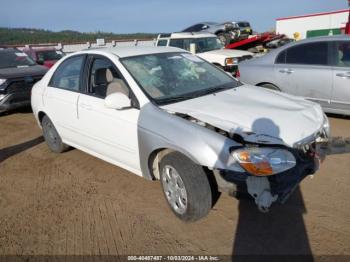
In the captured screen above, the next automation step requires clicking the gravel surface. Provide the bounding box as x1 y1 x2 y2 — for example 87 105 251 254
0 109 349 257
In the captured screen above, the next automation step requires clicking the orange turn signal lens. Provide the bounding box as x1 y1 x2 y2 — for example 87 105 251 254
225 58 234 65
232 148 296 176
240 162 273 176
236 151 273 176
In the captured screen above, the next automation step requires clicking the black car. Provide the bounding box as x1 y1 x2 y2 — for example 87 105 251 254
0 48 47 113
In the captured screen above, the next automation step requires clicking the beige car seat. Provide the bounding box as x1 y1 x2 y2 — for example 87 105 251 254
105 68 129 97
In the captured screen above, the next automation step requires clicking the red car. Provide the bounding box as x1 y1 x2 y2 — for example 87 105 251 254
23 47 65 68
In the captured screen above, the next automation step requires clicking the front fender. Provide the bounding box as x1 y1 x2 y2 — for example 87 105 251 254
137 103 243 180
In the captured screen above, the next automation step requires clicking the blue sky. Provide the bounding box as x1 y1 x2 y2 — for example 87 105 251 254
1 0 348 33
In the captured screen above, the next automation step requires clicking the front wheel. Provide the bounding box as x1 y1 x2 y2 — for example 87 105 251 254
159 152 212 222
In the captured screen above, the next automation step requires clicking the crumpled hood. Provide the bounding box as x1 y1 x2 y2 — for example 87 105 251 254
161 85 325 147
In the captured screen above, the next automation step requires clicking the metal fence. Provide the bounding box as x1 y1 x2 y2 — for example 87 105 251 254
14 39 156 53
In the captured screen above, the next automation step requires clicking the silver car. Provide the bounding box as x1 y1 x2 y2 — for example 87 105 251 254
31 46 330 222
239 35 350 116
182 22 240 44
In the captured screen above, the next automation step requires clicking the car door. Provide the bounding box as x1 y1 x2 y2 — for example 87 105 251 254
330 40 350 113
274 42 333 108
77 55 141 174
44 54 86 143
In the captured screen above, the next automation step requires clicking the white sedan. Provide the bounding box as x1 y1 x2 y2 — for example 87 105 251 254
32 46 330 221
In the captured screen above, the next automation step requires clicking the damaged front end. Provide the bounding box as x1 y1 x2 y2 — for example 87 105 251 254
213 145 319 212
175 112 331 212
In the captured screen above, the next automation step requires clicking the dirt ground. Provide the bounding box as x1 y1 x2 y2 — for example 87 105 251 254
0 108 349 258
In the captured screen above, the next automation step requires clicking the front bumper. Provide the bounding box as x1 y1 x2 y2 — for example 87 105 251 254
0 92 31 113
213 149 318 206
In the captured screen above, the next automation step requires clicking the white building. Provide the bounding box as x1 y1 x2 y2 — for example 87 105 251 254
276 9 350 39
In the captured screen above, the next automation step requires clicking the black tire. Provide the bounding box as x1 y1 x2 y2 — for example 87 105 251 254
260 83 281 91
159 152 212 222
41 115 69 153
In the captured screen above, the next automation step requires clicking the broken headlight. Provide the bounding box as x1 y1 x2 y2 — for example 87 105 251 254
232 147 296 176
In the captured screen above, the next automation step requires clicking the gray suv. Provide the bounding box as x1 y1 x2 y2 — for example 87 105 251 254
239 35 350 116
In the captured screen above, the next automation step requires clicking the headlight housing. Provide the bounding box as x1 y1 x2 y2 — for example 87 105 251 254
225 57 239 66
322 113 330 138
232 147 296 176
0 78 6 86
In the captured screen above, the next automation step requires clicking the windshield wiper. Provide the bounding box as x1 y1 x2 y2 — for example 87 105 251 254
156 85 233 105
156 95 194 105
193 85 232 96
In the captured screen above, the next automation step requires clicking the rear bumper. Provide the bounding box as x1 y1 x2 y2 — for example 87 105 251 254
0 92 31 112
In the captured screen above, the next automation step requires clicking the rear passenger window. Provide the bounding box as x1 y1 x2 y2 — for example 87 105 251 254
285 42 328 66
50 55 84 91
169 39 185 50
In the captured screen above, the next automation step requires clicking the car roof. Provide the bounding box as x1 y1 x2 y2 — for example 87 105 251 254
271 35 350 54
0 47 22 53
160 32 216 39
294 35 350 43
78 46 187 58
24 47 59 52
202 22 218 25
0 47 17 51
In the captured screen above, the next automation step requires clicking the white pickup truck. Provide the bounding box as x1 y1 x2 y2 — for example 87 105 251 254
156 32 254 76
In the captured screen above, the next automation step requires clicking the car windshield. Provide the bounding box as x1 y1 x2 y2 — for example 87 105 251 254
170 37 223 53
121 52 241 105
0 50 36 69
37 50 64 61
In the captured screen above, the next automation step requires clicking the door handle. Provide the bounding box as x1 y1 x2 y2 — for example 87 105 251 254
80 103 93 110
336 72 350 79
279 69 294 74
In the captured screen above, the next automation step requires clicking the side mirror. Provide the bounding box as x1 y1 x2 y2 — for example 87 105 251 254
190 43 196 54
202 25 209 30
104 92 131 110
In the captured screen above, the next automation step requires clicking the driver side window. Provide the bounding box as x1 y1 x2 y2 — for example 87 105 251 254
89 57 129 99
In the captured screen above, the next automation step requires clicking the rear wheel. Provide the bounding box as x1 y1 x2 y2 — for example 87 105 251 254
159 152 212 222
42 116 69 153
260 83 281 91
